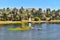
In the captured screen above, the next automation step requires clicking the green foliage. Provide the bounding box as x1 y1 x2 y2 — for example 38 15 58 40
0 7 59 21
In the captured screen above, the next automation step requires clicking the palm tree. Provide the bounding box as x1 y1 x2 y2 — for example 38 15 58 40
38 8 42 13
19 6 24 14
46 8 51 20
6 8 10 12
55 9 60 20
0 9 3 20
35 8 43 20
51 9 56 20
12 8 18 14
31 8 37 17
11 8 18 21
46 8 51 14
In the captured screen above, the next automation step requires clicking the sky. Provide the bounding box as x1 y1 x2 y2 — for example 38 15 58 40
0 0 60 10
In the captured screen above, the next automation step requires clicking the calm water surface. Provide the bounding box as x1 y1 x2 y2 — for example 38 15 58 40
0 23 60 40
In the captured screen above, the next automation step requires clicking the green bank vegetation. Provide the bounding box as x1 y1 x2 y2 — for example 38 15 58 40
0 7 60 21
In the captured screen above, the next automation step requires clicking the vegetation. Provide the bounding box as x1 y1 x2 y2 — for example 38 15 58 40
0 7 60 21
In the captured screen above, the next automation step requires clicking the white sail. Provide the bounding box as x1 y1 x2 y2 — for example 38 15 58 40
29 23 31 27
29 18 31 27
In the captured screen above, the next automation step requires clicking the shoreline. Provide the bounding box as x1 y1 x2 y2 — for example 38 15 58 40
0 20 60 24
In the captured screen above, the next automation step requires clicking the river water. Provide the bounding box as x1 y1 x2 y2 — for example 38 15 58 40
0 23 60 40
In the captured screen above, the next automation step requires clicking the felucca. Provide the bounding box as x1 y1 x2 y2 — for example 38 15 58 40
8 17 33 31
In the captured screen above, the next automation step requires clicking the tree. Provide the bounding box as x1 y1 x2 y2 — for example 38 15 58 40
46 8 51 14
51 9 56 20
19 6 24 14
31 8 37 17
46 8 51 19
12 8 18 13
6 8 10 12
38 8 42 13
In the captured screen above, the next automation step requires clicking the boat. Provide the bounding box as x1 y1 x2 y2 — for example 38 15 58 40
7 17 42 31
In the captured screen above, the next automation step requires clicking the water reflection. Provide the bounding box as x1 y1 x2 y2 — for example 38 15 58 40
0 23 60 40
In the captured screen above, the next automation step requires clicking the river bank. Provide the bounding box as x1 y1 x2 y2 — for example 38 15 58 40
0 20 60 24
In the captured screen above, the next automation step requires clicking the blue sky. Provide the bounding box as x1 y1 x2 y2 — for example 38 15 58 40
0 0 60 10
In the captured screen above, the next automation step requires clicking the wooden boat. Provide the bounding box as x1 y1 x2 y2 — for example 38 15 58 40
7 18 42 31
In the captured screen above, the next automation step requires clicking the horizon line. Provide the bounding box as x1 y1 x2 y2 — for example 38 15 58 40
0 7 59 10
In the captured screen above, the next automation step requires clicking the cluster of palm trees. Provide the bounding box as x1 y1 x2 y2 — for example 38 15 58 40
0 7 60 21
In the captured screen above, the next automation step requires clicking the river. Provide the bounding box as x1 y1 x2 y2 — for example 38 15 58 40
0 23 60 40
